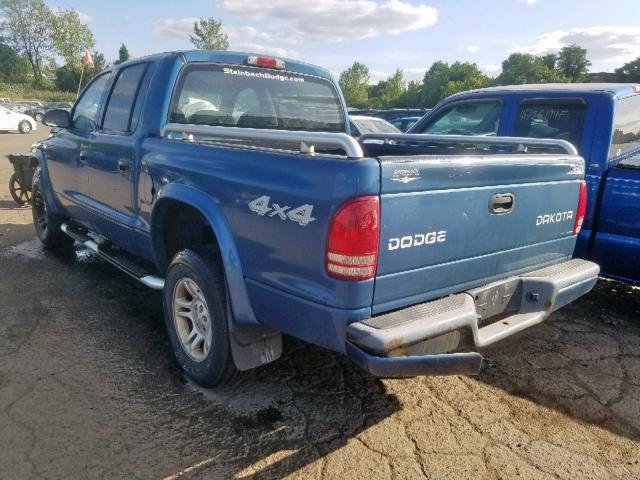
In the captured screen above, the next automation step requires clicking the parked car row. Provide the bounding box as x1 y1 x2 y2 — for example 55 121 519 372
1 99 73 124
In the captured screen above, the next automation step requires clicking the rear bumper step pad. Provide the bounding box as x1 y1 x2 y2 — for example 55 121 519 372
346 258 599 377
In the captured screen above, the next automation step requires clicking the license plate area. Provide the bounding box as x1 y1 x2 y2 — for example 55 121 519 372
469 278 522 322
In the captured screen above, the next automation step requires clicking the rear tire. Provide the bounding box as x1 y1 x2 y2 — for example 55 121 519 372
34 113 43 122
163 248 238 387
18 120 32 134
31 172 73 251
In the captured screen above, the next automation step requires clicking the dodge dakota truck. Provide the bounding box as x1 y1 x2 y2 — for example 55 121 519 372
410 84 640 285
34 51 599 387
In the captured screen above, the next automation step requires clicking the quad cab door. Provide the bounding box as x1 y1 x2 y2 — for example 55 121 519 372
44 73 112 222
84 62 150 248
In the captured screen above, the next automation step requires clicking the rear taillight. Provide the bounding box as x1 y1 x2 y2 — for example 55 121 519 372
326 196 380 280
574 180 587 235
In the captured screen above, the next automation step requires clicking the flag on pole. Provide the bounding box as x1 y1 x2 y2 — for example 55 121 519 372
77 49 93 97
82 49 93 66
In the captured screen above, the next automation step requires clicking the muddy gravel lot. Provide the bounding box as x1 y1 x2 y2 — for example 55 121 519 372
1 131 639 479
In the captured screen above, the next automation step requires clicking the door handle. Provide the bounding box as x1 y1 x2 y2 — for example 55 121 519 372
489 193 515 214
118 159 132 173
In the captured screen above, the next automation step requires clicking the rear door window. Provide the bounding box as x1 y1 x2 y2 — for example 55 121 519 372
610 94 640 158
515 99 586 150
417 100 502 136
102 63 148 133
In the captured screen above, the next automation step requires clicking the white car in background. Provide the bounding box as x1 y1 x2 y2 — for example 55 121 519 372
0 105 37 134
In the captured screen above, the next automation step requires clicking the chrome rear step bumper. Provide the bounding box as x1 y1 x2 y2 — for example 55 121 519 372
346 258 599 377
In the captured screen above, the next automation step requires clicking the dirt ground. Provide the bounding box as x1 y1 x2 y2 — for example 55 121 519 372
0 130 639 479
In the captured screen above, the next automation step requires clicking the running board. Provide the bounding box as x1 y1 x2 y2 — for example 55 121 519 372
60 223 165 290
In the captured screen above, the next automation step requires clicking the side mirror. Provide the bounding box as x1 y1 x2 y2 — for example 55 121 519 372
43 109 70 128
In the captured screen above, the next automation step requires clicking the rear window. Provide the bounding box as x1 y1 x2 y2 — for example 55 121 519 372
169 64 345 132
417 100 502 136
515 101 585 150
610 95 640 158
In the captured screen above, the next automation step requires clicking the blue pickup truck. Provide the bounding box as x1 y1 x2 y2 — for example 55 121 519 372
33 51 599 387
410 84 640 285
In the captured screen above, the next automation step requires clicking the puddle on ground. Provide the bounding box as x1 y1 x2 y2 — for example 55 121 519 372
0 238 101 265
73 246 97 263
1 238 46 260
186 379 299 437
186 378 290 413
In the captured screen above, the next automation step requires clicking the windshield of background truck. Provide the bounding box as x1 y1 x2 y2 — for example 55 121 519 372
169 64 345 133
611 94 640 158
418 101 502 136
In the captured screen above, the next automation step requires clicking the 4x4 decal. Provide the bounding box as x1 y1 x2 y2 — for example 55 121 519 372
248 195 316 227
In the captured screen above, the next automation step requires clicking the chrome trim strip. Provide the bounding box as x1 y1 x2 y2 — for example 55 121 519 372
360 133 579 156
140 276 165 290
161 123 365 159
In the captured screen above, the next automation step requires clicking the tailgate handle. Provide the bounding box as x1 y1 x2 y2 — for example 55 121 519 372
489 193 515 214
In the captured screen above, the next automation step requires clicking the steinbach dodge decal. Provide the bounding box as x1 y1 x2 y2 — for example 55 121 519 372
223 67 304 83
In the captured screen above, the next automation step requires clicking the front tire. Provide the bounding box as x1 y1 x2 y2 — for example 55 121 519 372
163 248 237 387
18 120 32 134
34 113 43 122
32 172 73 251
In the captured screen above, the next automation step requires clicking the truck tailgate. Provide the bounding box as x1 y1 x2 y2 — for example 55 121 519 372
374 154 585 312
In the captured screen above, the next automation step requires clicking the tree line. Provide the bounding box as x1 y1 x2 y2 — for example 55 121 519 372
2 5 640 105
341 45 640 109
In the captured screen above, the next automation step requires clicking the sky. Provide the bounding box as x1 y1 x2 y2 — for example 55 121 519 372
44 0 640 82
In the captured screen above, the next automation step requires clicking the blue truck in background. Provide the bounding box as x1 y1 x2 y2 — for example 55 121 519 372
33 51 599 387
410 84 640 285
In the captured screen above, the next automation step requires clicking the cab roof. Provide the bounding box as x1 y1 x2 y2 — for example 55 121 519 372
453 83 639 99
121 50 334 80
